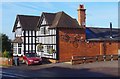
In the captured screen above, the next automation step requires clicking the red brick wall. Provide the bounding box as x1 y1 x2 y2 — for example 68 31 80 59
58 28 119 62
58 28 100 62
105 42 119 55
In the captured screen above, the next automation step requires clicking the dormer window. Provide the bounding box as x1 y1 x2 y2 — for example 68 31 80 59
40 27 50 34
41 27 46 34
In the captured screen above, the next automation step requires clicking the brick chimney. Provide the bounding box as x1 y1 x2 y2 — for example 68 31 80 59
77 5 86 28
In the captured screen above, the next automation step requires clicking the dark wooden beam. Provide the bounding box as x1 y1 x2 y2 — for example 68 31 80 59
31 31 33 53
35 31 36 53
56 29 59 60
28 31 29 53
24 30 26 55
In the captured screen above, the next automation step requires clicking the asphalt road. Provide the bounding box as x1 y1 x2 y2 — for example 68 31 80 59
0 60 119 78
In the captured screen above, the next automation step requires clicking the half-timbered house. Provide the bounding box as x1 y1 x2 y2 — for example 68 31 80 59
12 15 40 56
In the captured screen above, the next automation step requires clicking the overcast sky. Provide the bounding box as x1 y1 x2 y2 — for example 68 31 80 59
1 2 118 39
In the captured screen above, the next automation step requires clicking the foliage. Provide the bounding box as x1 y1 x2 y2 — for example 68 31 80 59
0 33 12 52
37 43 44 52
48 48 56 54
3 50 12 58
3 50 9 58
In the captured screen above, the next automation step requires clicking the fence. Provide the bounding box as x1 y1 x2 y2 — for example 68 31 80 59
71 54 119 65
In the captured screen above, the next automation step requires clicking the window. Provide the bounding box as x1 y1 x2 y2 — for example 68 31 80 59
41 27 44 34
18 43 22 47
14 43 17 47
47 45 53 54
18 43 22 54
44 27 46 34
41 27 46 34
25 31 28 36
25 53 37 57
46 27 50 34
13 48 17 54
13 43 17 54
18 48 21 54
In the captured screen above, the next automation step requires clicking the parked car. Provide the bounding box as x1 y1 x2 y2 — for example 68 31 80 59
23 53 42 65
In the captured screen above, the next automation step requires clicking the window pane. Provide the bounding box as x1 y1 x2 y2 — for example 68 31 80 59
47 45 53 54
14 43 17 47
44 27 46 34
18 43 22 47
13 48 17 54
41 27 44 34
18 48 21 54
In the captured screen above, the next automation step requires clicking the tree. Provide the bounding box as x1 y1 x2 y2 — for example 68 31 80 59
0 33 12 52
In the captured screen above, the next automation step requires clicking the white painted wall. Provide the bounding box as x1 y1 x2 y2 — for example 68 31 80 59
41 18 46 25
17 21 21 27
15 21 22 37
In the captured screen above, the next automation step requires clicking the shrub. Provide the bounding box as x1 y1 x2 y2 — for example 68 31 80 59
37 43 44 52
49 48 56 54
3 50 12 58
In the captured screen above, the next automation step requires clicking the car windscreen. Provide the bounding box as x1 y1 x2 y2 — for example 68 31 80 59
25 53 37 57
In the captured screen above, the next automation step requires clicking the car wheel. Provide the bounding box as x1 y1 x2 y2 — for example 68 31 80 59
39 61 42 65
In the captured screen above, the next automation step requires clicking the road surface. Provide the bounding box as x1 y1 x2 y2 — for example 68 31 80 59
0 60 119 78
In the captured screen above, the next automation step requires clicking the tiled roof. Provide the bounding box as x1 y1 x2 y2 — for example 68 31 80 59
42 12 56 25
49 11 81 29
13 15 40 32
86 27 120 41
38 11 82 29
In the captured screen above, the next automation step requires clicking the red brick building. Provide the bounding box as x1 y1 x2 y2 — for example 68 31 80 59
42 5 119 62
57 5 120 62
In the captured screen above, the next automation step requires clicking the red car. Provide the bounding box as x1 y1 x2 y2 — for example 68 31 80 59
23 53 42 66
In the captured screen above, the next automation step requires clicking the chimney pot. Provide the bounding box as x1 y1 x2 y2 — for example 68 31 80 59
80 5 84 9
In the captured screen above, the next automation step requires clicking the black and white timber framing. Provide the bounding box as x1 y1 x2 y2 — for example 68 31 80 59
36 17 57 59
12 14 57 59
12 15 39 57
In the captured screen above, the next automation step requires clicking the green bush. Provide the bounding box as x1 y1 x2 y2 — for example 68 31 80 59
49 48 56 54
37 43 44 52
3 50 12 58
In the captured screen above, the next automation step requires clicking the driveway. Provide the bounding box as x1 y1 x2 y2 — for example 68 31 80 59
1 60 119 78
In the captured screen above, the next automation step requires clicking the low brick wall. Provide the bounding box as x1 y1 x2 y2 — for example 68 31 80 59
0 57 13 66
